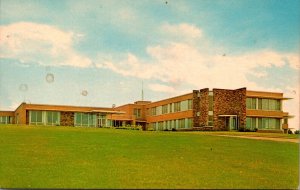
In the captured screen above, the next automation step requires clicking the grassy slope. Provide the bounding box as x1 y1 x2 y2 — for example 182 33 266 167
0 125 298 189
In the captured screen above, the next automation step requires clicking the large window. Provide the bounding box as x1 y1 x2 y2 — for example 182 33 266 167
46 111 60 126
169 103 173 113
0 116 13 124
30 111 43 125
248 98 281 111
74 112 96 127
247 117 280 130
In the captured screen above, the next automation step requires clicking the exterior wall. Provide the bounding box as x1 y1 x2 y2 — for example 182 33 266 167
0 111 15 124
14 103 27 124
145 93 193 124
192 90 200 127
213 88 247 130
60 112 74 126
199 88 209 127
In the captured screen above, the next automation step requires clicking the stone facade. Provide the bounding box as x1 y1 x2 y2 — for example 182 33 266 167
213 88 246 130
60 112 74 126
199 88 209 127
192 90 200 127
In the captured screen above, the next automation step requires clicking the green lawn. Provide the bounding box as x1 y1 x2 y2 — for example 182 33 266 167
0 125 298 189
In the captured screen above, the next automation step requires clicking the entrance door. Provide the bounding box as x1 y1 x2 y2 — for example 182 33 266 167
97 115 106 127
225 116 238 130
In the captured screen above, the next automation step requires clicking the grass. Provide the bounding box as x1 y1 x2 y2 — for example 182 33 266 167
0 125 299 189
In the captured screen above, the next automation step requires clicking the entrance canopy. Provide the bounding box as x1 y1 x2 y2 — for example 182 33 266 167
218 115 237 117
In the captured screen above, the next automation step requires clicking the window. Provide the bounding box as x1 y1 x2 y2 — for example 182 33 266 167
151 107 156 116
169 103 173 113
162 105 168 114
208 115 213 126
174 102 181 112
258 98 262 109
188 99 193 110
262 99 269 110
179 119 185 129
134 108 141 118
181 100 188 111
74 112 96 127
208 95 213 111
46 111 60 125
156 106 162 115
187 118 193 128
258 98 281 111
246 117 257 130
30 111 43 125
158 121 163 130
246 98 257 109
0 116 12 124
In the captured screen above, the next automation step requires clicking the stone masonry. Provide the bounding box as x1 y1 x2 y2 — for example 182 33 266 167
60 112 74 126
213 88 246 130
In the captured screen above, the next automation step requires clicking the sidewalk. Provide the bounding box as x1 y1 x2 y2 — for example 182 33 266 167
215 134 299 143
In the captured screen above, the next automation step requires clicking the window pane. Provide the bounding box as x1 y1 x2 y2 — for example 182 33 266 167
181 100 188 111
252 118 257 129
262 118 268 129
269 99 276 110
251 98 257 109
262 99 269 110
188 99 193 110
47 111 53 124
258 98 262 109
258 118 262 129
82 113 88 126
75 113 81 125
276 100 281 110
36 111 42 123
30 111 37 123
246 98 252 109
246 117 252 129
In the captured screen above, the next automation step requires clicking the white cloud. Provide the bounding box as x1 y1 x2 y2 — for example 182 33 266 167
99 23 299 129
148 83 176 93
162 23 202 39
0 22 92 68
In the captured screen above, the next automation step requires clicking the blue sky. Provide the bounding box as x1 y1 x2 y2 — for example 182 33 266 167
0 0 299 128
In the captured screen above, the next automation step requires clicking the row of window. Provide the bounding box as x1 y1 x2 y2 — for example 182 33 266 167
30 111 60 125
74 112 97 127
148 99 193 116
246 117 281 130
0 116 13 124
246 98 281 111
149 118 193 131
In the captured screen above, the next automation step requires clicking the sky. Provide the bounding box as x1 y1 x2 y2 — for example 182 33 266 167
0 0 299 129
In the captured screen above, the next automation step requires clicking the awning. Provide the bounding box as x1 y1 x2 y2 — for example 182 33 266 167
218 115 237 117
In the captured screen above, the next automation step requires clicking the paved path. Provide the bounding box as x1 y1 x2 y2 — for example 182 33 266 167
214 135 299 143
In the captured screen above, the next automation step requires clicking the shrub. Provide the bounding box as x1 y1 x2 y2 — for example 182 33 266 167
295 130 299 134
288 129 293 134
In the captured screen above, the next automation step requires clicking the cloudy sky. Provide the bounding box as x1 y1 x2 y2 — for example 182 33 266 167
0 0 299 128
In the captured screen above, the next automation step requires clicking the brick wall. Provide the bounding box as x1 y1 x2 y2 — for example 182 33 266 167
61 112 74 126
192 90 200 127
